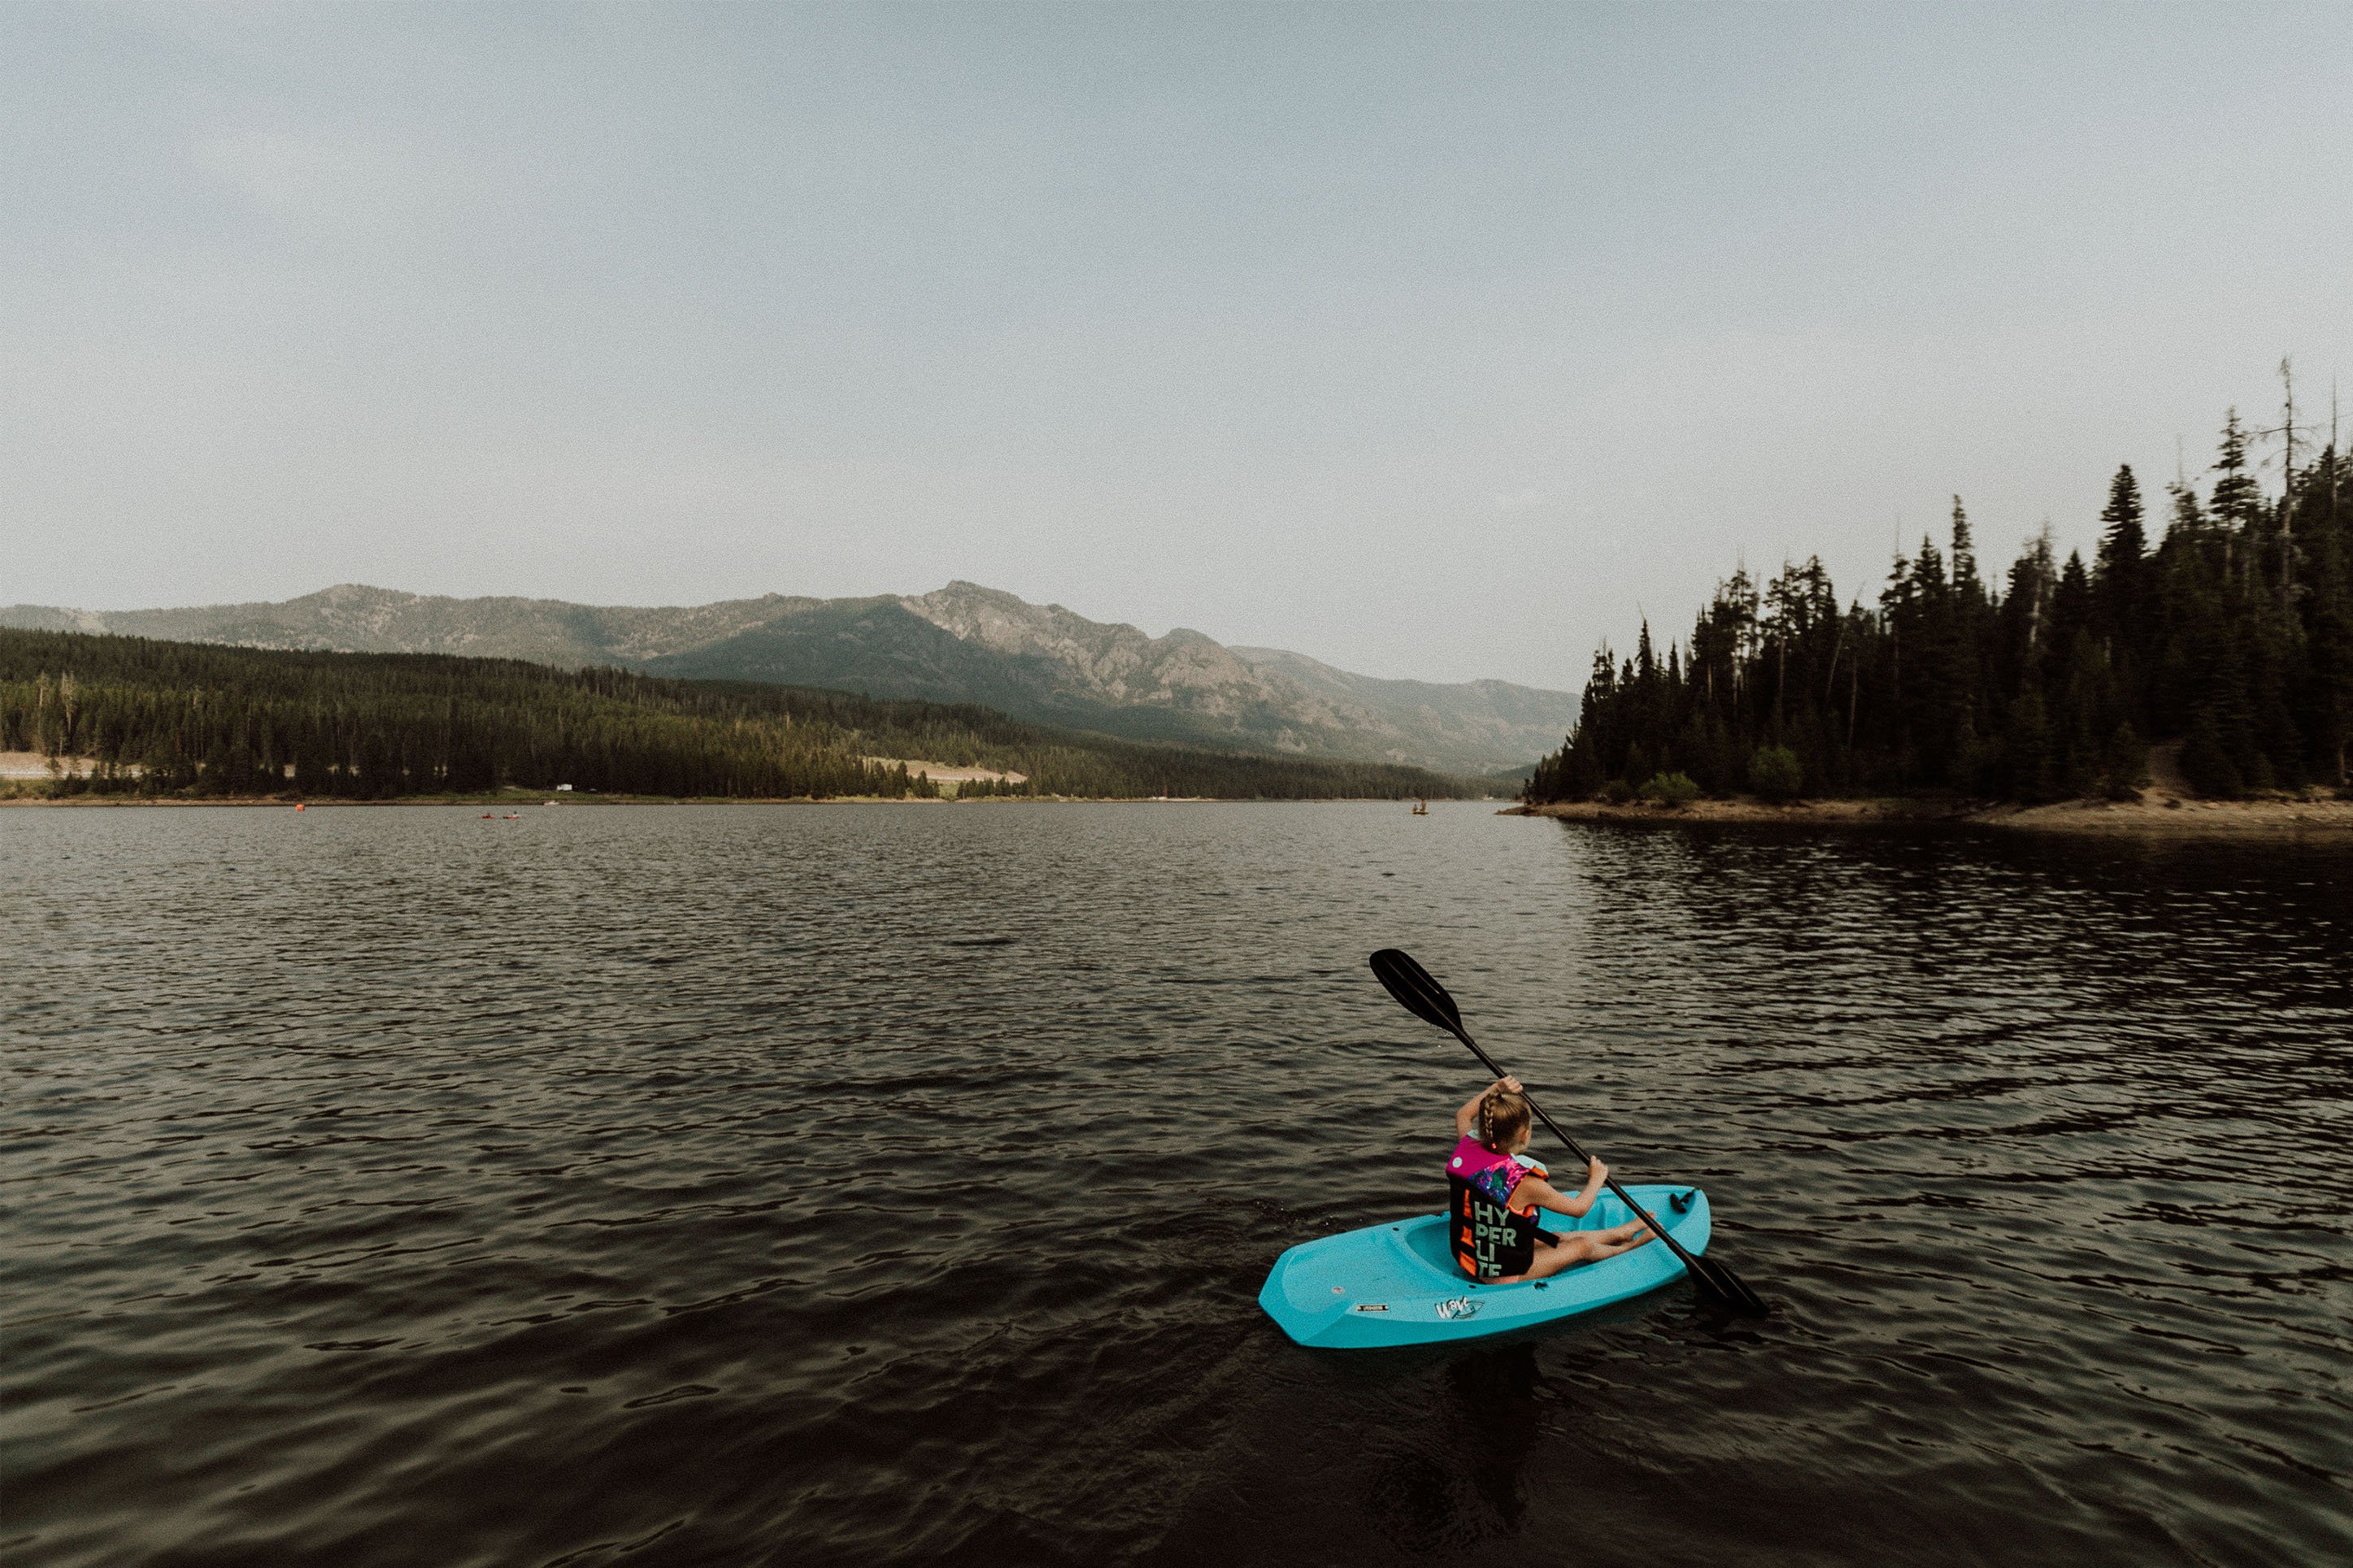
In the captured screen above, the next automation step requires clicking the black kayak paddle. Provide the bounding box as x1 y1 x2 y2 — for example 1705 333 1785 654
1368 947 1769 1317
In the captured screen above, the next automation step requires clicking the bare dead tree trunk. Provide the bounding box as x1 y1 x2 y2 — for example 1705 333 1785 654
2281 357 2298 610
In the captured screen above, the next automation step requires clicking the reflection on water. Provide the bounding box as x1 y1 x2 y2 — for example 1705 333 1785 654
3 804 2348 1566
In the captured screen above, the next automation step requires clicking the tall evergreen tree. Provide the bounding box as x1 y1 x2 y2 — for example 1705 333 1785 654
2094 467 2147 636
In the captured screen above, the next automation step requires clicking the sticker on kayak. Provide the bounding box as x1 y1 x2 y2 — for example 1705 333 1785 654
1433 1297 1481 1321
1350 1303 1390 1313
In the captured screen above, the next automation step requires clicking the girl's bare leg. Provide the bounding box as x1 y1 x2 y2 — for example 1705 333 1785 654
1517 1233 1602 1280
1587 1216 1659 1257
1512 1219 1659 1281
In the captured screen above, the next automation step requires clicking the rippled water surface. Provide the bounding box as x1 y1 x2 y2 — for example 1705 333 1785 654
6 802 2350 1566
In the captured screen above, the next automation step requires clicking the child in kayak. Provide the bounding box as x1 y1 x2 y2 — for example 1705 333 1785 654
1447 1075 1657 1283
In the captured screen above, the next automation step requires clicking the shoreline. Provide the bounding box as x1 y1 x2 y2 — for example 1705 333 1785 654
0 793 1488 809
1507 792 2353 836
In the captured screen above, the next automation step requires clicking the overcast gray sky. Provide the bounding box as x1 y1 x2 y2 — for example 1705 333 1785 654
6 2 2349 688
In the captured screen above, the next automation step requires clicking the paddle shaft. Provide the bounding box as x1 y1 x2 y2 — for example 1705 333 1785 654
1446 1022 1707 1273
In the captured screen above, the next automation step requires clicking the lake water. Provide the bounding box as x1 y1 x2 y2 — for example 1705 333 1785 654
5 803 2349 1566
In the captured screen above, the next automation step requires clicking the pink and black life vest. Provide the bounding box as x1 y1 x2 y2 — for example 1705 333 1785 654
1446 1136 1552 1280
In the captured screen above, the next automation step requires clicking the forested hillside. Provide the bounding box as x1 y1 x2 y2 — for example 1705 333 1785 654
1529 406 2352 804
1 580 1580 773
0 632 1482 801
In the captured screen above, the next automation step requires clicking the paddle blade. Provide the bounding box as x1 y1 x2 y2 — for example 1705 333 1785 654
1709 1260 1772 1316
1368 949 1463 1036
1685 1252 1771 1316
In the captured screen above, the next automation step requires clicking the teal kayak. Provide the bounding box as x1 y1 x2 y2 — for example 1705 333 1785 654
1258 1184 1711 1349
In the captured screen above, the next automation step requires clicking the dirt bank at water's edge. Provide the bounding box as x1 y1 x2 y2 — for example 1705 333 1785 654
1507 793 2353 835
1505 737 2353 834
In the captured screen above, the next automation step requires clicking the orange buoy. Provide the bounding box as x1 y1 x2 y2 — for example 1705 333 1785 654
294 802 306 810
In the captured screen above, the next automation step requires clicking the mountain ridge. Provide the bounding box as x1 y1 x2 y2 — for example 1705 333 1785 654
0 582 1577 771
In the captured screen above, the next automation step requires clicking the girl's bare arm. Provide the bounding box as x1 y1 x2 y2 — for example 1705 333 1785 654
1452 1075 1521 1137
1520 1158 1609 1218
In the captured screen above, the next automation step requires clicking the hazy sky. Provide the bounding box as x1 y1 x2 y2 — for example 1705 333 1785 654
7 2 2349 688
